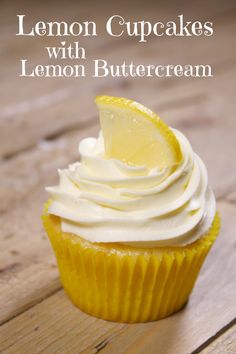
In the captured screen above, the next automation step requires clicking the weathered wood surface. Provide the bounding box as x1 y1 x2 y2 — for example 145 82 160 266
0 124 99 324
0 201 235 353
1 0 236 353
200 325 236 354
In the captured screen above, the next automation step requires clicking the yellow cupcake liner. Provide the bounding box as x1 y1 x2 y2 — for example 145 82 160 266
42 204 220 323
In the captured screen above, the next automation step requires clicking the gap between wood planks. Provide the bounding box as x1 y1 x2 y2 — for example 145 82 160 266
199 324 236 354
192 319 236 354
0 297 235 354
90 323 236 354
0 286 61 327
2 114 97 161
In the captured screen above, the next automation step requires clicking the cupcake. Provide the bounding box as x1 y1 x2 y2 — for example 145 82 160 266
42 96 220 323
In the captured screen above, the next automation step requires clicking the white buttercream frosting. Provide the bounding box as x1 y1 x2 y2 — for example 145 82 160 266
46 129 216 247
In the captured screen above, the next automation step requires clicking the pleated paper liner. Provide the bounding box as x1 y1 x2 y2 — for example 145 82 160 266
42 204 220 323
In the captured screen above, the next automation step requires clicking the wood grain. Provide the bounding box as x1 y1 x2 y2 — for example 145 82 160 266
0 201 235 354
1 1 236 352
0 124 99 324
200 325 236 354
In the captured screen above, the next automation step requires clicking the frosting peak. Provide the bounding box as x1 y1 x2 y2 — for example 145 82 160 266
46 129 216 247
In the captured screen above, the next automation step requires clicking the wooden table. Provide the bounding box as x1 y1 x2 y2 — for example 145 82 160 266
1 1 236 353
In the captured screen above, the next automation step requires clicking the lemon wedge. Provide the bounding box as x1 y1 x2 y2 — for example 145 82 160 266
95 95 182 169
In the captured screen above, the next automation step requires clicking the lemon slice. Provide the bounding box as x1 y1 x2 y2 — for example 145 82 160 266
95 95 182 169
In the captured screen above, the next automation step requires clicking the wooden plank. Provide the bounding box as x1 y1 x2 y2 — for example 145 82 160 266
0 291 126 354
200 325 236 354
0 124 99 324
0 200 235 354
0 122 99 213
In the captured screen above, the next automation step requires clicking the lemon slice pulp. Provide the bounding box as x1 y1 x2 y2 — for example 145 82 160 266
95 95 182 169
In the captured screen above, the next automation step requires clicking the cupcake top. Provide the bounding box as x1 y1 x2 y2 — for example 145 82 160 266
46 96 216 247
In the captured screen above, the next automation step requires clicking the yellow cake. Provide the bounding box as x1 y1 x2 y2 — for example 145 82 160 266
43 96 220 323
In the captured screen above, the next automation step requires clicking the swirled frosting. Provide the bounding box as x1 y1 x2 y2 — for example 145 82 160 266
46 129 216 247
